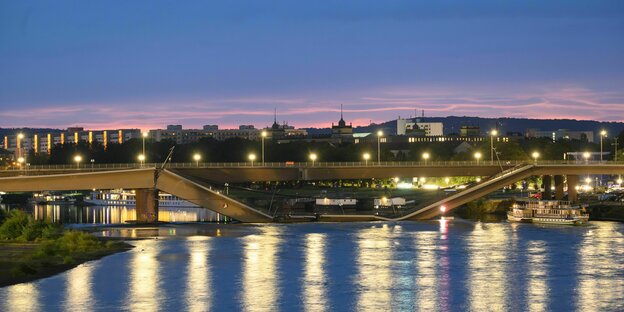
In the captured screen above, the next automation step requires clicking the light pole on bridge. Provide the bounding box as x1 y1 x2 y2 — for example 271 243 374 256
490 129 498 165
377 130 383 165
600 130 607 162
261 131 267 165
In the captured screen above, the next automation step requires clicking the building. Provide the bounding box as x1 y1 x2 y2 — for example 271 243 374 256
3 128 141 157
331 105 354 142
396 118 443 136
525 129 594 143
460 126 481 137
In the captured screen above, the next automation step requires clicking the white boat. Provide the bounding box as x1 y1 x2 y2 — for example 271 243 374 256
507 200 589 225
86 190 200 208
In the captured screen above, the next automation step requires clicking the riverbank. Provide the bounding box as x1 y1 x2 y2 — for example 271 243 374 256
0 239 132 288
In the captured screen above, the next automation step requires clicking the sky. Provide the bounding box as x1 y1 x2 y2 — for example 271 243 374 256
1 0 623 130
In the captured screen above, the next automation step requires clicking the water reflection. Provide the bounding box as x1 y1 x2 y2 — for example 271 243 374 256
9 204 224 224
186 237 211 312
63 262 95 312
3 284 40 312
467 223 509 311
577 222 624 311
303 233 327 312
526 241 548 312
127 240 162 312
241 227 281 312
356 225 393 312
414 231 438 312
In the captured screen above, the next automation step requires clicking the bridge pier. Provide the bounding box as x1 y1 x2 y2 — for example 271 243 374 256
135 188 159 223
567 175 579 203
554 175 565 200
542 175 552 199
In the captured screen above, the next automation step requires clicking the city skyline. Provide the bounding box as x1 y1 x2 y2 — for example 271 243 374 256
1 1 624 129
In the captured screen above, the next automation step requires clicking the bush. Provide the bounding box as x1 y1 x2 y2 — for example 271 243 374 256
0 210 30 240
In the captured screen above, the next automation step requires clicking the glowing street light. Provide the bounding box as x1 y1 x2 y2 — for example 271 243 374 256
377 130 383 165
363 152 371 166
474 152 482 165
490 129 498 165
248 153 256 166
261 130 268 165
138 154 145 166
309 153 317 166
583 151 591 163
74 155 82 168
422 152 430 165
585 177 592 184
532 151 540 164
16 133 24 157
17 156 25 167
600 130 607 162
617 178 623 185
193 153 201 167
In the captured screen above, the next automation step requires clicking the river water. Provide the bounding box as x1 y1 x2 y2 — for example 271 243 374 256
1 219 623 311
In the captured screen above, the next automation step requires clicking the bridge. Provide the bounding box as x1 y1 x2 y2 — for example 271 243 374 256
1 161 623 223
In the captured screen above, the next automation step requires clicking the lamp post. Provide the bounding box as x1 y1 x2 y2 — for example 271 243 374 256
474 152 482 165
16 133 24 158
261 131 267 165
248 153 256 166
600 130 607 162
377 130 383 165
142 131 148 158
490 129 498 165
17 157 25 171
363 152 371 166
422 152 430 165
532 151 540 164
74 155 82 169
193 153 201 167
138 154 145 167
309 153 317 166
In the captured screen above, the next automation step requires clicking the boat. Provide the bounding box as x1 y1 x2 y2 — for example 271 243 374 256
86 190 200 208
507 200 589 225
31 192 79 205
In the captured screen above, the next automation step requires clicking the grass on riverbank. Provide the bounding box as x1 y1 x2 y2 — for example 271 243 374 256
0 210 131 287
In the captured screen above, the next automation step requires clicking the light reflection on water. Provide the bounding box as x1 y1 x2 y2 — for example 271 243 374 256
303 233 327 312
0 222 623 311
63 262 95 312
242 227 281 312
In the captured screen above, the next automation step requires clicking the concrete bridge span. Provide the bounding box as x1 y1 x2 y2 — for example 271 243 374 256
1 161 623 222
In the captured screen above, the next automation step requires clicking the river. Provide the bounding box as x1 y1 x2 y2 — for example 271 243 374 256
0 208 623 311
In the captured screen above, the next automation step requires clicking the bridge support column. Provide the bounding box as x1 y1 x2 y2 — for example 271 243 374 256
542 175 552 199
554 175 564 200
135 188 159 223
567 175 579 203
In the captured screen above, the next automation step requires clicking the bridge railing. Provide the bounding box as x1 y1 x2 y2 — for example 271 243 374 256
3 159 624 171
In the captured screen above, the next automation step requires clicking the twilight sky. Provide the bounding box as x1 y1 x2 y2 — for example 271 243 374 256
1 0 623 130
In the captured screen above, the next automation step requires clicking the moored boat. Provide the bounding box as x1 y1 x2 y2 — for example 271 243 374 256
507 200 589 225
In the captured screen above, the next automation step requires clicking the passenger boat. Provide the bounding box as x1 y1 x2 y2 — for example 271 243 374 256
507 200 589 225
86 190 200 208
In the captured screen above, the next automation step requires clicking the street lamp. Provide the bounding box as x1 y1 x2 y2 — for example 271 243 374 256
363 152 371 166
261 130 268 165
138 154 145 166
617 178 623 185
74 155 82 169
248 153 256 166
583 151 591 163
490 129 498 165
532 151 540 164
17 157 25 169
142 131 148 158
377 130 383 165
16 133 24 157
309 153 317 166
193 153 201 167
422 152 430 165
474 152 482 165
600 130 607 162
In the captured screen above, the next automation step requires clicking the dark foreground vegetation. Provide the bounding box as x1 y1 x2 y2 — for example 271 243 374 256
0 210 131 287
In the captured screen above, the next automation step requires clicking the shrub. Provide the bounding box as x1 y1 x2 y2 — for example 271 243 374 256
0 210 30 240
